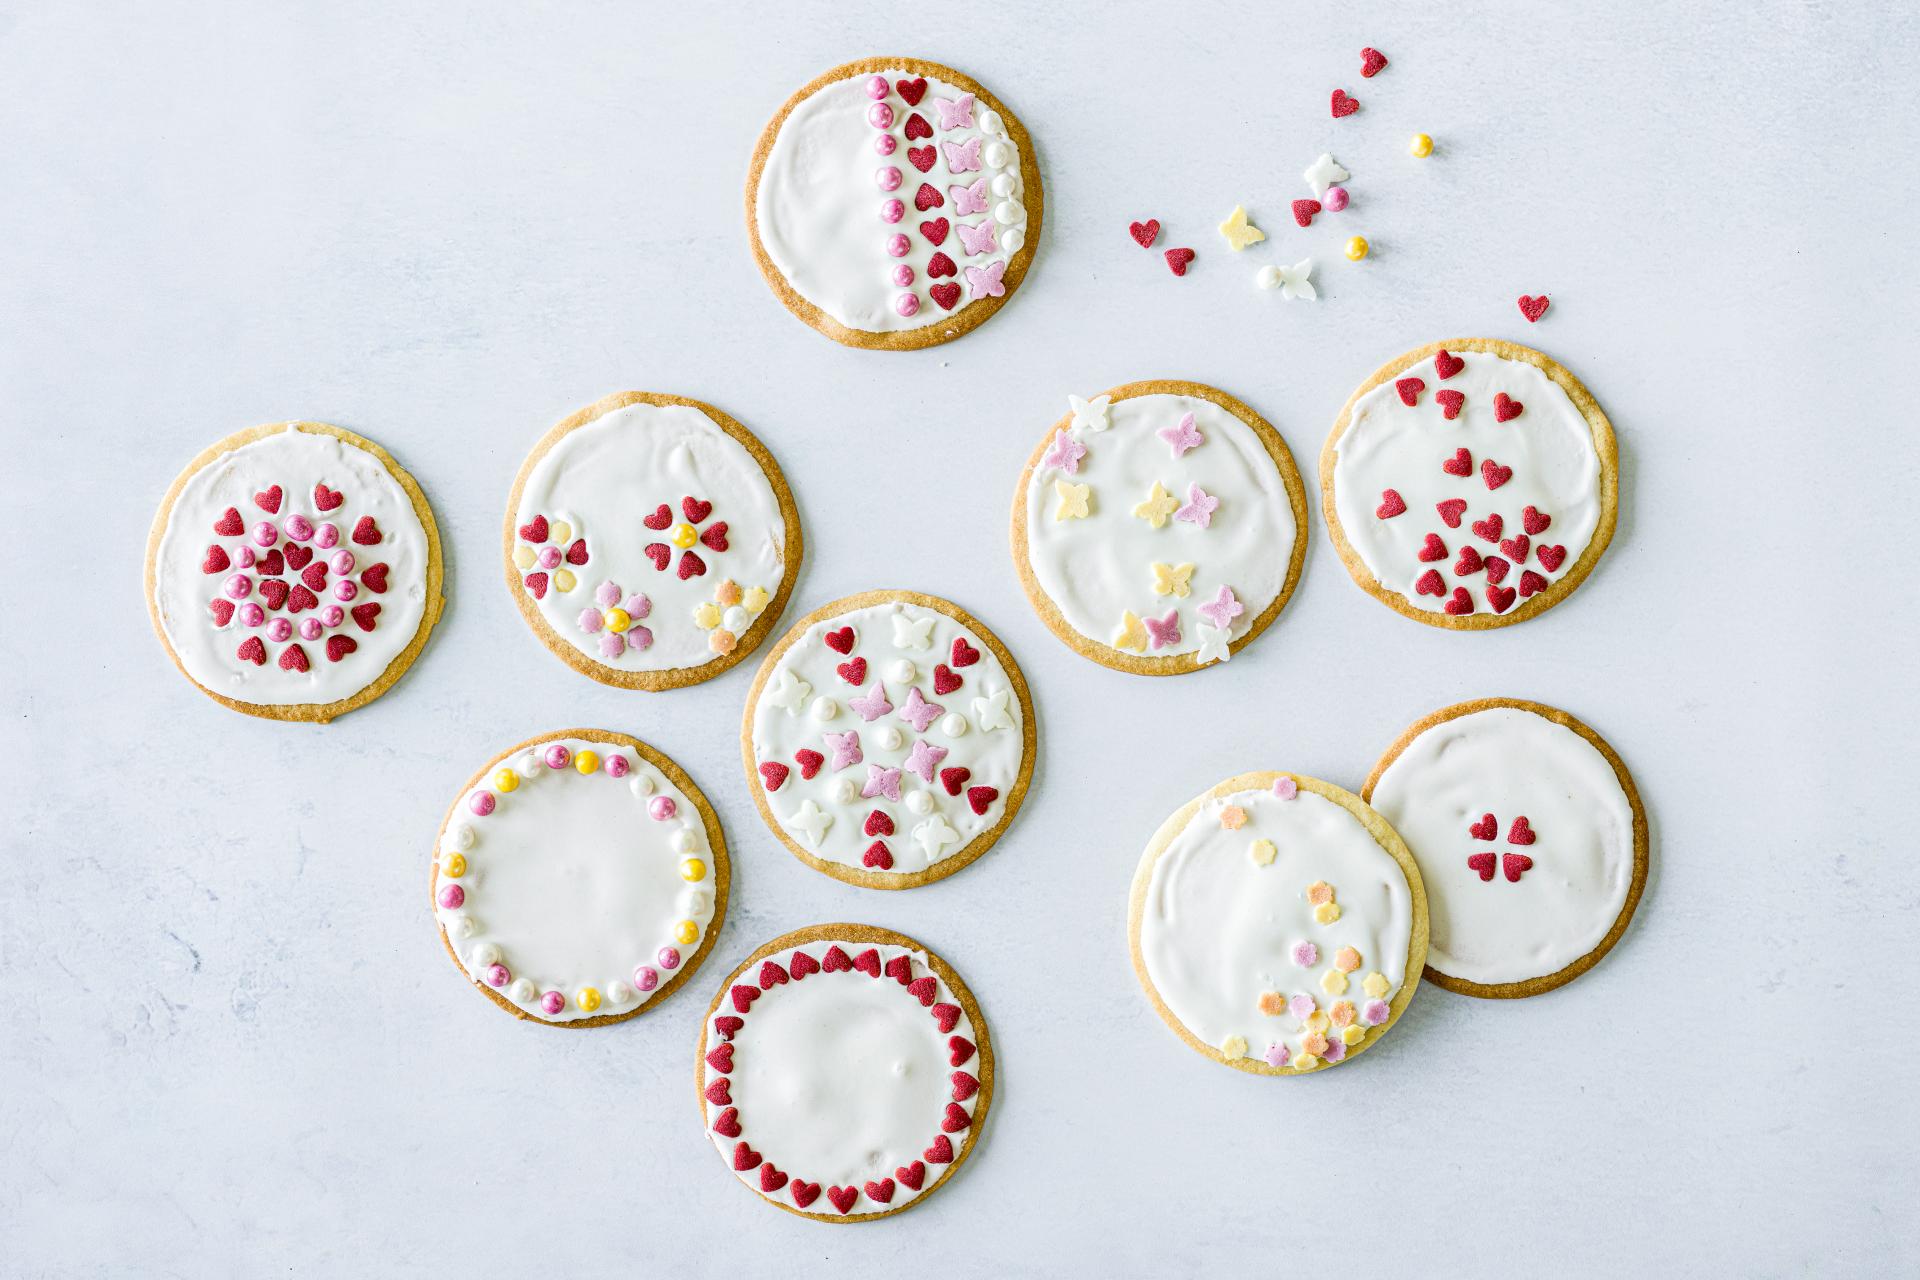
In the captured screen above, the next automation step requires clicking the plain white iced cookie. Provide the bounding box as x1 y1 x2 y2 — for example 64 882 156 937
1364 699 1648 996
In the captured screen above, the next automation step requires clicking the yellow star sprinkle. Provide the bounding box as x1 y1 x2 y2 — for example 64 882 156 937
1321 970 1349 996
1133 481 1179 529
1314 902 1342 925
1294 1053 1320 1069
1221 1035 1248 1060
1114 610 1147 652
1362 972 1389 998
1249 838 1277 866
1218 204 1267 251
743 585 770 615
1257 991 1286 1016
1220 805 1247 830
1054 479 1091 520
693 602 721 629
1341 1025 1365 1046
1152 561 1196 598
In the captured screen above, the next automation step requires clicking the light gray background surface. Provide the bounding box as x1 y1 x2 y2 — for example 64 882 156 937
5 2 1916 1275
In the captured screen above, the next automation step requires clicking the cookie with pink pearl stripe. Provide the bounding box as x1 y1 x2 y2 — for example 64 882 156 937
747 57 1044 349
1322 339 1619 629
505 392 803 690
1128 771 1429 1074
431 730 729 1026
697 925 993 1222
1012 380 1308 675
145 421 444 723
743 590 1035 889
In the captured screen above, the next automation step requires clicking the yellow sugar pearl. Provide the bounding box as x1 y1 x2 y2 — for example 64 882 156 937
574 749 599 775
1220 1035 1249 1060
1345 236 1370 261
493 768 519 793
1307 881 1334 906
680 858 707 883
1306 1011 1330 1034
1220 805 1247 830
575 987 602 1013
743 586 770 615
1410 133 1434 157
549 521 572 545
1341 1025 1365 1046
1293 1053 1320 1069
716 579 741 607
692 602 721 630
674 919 699 945
442 853 468 878
1302 1033 1329 1056
552 568 577 593
605 607 631 634
1249 839 1277 867
1257 991 1286 1016
671 522 698 549
1314 902 1342 925
709 629 737 655
1362 972 1390 998
1335 946 1362 972
512 545 536 570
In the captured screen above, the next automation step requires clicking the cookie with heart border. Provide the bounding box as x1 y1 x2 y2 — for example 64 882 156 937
430 728 730 1025
746 57 1044 349
1363 698 1648 998
144 420 445 723
696 924 993 1222
1129 771 1429 1073
1011 380 1308 674
1321 339 1619 627
504 392 803 690
742 590 1035 889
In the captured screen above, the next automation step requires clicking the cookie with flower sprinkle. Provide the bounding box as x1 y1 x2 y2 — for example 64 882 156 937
1129 771 1428 1074
431 729 730 1026
742 590 1035 889
1011 380 1308 675
505 392 803 689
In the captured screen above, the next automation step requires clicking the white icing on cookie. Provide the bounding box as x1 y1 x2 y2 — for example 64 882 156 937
756 69 1028 333
1140 786 1413 1067
1023 392 1297 661
433 737 716 1023
152 424 432 707
1368 707 1635 986
751 600 1024 876
1331 349 1601 615
511 402 786 672
703 940 979 1216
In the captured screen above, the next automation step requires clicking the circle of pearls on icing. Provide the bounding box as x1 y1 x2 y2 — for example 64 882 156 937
873 134 896 156
992 173 1015 198
880 198 904 224
875 166 902 192
634 965 659 991
864 74 888 99
540 991 565 1016
468 791 495 817
877 725 904 751
649 796 678 822
607 980 633 1005
509 978 536 1003
1410 133 1434 157
832 777 858 804
673 919 699 945
575 987 602 1013
442 853 467 878
605 607 632 633
984 141 1011 169
722 605 749 633
573 749 600 775
1324 185 1349 212
438 883 465 909
896 293 920 317
1345 236 1370 261
493 768 518 793
891 660 917 682
605 754 630 778
657 946 681 970
889 267 914 291
908 790 933 815
811 696 838 721
447 822 475 851
484 963 510 988
629 773 655 797
680 858 706 882
543 744 571 770
940 712 969 737
886 234 910 258
995 200 1019 225
867 102 894 129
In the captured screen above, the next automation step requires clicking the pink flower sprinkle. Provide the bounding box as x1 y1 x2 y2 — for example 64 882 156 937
1273 777 1299 800
578 608 604 634
1362 999 1390 1025
1265 1043 1291 1068
1289 994 1316 1020
1291 941 1318 968
626 625 653 651
1324 1038 1347 1062
594 580 621 607
623 594 652 620
468 791 495 816
599 632 625 659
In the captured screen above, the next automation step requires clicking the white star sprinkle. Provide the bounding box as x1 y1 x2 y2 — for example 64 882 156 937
1303 152 1350 195
784 799 832 847
912 813 960 859
971 685 1015 732
766 669 812 716
891 611 935 650
1067 393 1112 434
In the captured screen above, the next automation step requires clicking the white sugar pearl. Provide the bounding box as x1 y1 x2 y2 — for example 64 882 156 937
890 660 917 683
447 823 476 851
470 942 501 968
679 887 711 918
447 914 476 940
991 173 1015 198
509 978 537 1003
940 713 969 737
832 778 858 804
907 790 933 815
516 753 542 779
985 141 1011 169
878 725 904 751
980 108 1005 137
629 774 655 797
673 828 701 854
607 981 634 1005
995 200 1020 226
811 697 839 721
722 606 749 634
1002 226 1026 255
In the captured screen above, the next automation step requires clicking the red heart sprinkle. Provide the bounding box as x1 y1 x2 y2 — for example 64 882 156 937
643 543 669 571
524 571 548 599
1376 489 1407 519
1395 376 1425 406
864 1178 895 1204
1129 219 1161 248
1417 532 1447 562
923 251 957 282
209 598 235 626
884 954 914 985
278 643 310 673
518 514 549 543
821 946 852 973
1469 813 1498 840
1481 459 1513 490
351 516 382 545
313 483 344 512
350 602 381 632
896 77 927 105
1454 545 1484 575
907 145 936 173
213 506 245 536
864 810 894 837
202 545 230 574
1483 554 1511 585
862 841 894 870
236 636 266 665
1361 47 1389 77
1331 88 1359 117
1536 544 1568 571
253 485 283 514
933 663 962 694
1414 569 1445 597
1434 349 1464 379
676 549 706 579
896 1161 927 1190
789 951 819 979
1291 198 1321 228
301 561 327 591
260 580 289 610
715 1015 744 1038
564 539 588 566
915 182 944 212
1494 392 1524 422
641 504 671 531
284 544 313 571
925 1135 954 1164
949 1036 975 1067
1436 499 1467 528
1503 853 1535 882
790 1181 821 1209
852 948 882 977
1507 816 1537 845
1466 851 1497 881
795 748 824 779
903 111 932 140
730 984 760 1013
699 522 728 553
1500 534 1531 564
1471 513 1503 542
1487 583 1517 612
931 1002 961 1033
826 1185 858 1214
1522 506 1551 535
952 1071 979 1101
1164 247 1195 276
918 217 950 246
360 563 389 593
759 761 789 792
941 1102 971 1133
705 1078 731 1105
1443 447 1472 477
682 496 712 523
325 635 357 662
950 637 980 667
711 1107 740 1137
939 767 970 795
930 282 962 310
706 1043 734 1073
1436 390 1465 419
966 786 998 816
732 1141 762 1172
758 961 789 988
824 627 855 654
287 584 318 613
256 549 285 577
1443 586 1474 616
760 1165 789 1194
1518 569 1549 597
907 976 938 1006
837 657 868 686
1518 294 1550 322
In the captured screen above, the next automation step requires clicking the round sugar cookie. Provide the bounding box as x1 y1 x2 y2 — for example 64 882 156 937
1012 381 1308 674
1321 339 1618 627
697 924 993 1222
1129 772 1428 1074
430 729 729 1026
145 421 445 722
742 591 1034 889
504 392 803 690
747 58 1043 349
1363 699 1648 998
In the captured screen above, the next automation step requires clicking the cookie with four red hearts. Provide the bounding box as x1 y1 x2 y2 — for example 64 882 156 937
1363 698 1649 998
1012 380 1309 675
743 590 1035 889
505 392 803 690
1129 771 1428 1074
431 729 730 1025
697 924 992 1221
145 421 445 722
747 57 1043 350
1321 339 1619 628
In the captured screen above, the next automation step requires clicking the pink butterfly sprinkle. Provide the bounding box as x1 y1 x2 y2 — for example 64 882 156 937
956 219 998 256
933 93 976 130
943 137 982 173
964 260 1006 300
1156 412 1203 458
861 764 903 802
1143 609 1182 650
950 178 989 216
1197 585 1243 630
1174 484 1219 529
1040 428 1085 475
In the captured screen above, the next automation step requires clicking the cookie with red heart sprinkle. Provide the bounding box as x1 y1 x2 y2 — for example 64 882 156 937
933 663 962 694
759 1165 789 1194
732 1141 762 1172
903 111 932 140
260 579 290 610
1507 816 1537 845
864 810 894 837
209 598 235 626
729 984 760 1013
862 841 894 870
351 516 382 545
1376 489 1407 519
1414 569 1446 597
707 1043 735 1073
948 1036 975 1066
706 1077 731 1106
1164 247 1195 276
907 976 938 1006
836 657 867 686
1436 498 1467 528
952 1071 979 1101
714 1015 745 1038
1536 544 1568 572
1517 569 1549 597
563 538 589 566
926 251 957 279
1291 199 1322 228
907 145 935 173
256 548 285 577
213 506 245 536
676 550 706 579
1330 88 1359 117
1361 47 1389 77
1483 554 1511 585
1129 219 1161 248
1467 851 1497 881
350 603 381 632
253 485 283 514
895 77 927 105
824 626 855 654
1480 458 1513 490
1486 583 1517 612
711 1107 741 1137
1436 390 1465 419
931 1002 961 1033
1471 513 1503 543
1503 853 1534 882
790 1181 821 1209
918 217 950 246
360 563 389 593
1443 587 1474 615
759 761 790 791
643 543 670 571
276 643 311 673
1521 506 1551 535
202 545 230 574
325 635 357 662
884 955 914 985
1434 349 1464 379
518 514 549 543
925 1135 954 1164
237 636 267 665
699 522 728 552
851 948 882 977
1517 294 1550 322
1417 532 1447 562
821 945 852 973
1395 376 1425 406
789 951 819 979
795 748 824 779
966 786 998 816
1493 393 1524 422
287 584 319 614
939 766 970 795
641 504 671 531
915 183 944 212
682 496 712 523
1454 545 1485 575
949 637 980 668
284 544 313 571
1443 447 1472 477
941 1102 971 1132
300 561 328 592
896 1161 926 1190
1500 534 1531 564
313 483 344 512
758 961 790 988
826 1185 857 1214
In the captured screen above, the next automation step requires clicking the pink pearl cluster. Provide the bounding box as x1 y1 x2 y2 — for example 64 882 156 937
864 74 919 318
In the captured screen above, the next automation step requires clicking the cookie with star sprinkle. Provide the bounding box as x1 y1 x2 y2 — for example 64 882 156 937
746 57 1044 350
1011 380 1308 675
742 590 1036 889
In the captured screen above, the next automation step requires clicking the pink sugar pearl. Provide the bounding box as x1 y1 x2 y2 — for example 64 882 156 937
892 265 915 287
874 134 896 156
648 797 677 822
437 883 465 910
299 618 322 641
251 521 278 547
540 991 565 1016
238 603 265 627
320 605 344 627
1323 185 1349 212
266 618 293 643
886 233 910 258
284 513 314 541
544 744 571 770
895 293 920 317
604 754 630 778
536 546 562 570
633 965 659 992
329 550 355 575
234 546 256 568
867 102 894 129
469 790 496 816
880 198 904 224
865 74 889 99
484 963 510 988
224 574 253 600
657 946 681 970
315 523 339 548
333 580 357 602
875 166 902 192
